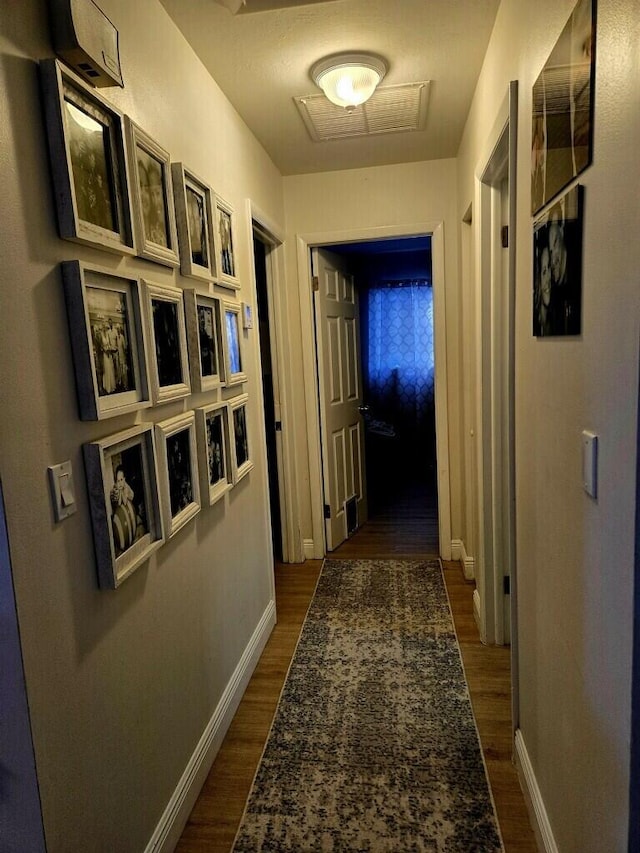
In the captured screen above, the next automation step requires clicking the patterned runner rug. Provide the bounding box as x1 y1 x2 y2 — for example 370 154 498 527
232 558 503 852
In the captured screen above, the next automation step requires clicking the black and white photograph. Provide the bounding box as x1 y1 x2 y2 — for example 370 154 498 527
126 119 180 267
62 262 151 420
65 99 115 232
87 286 134 397
137 147 168 248
156 413 200 537
143 280 191 404
213 195 240 290
196 402 232 505
229 394 253 483
83 424 164 589
533 184 583 337
183 290 224 392
233 404 248 468
109 443 148 558
152 299 183 387
531 0 595 214
40 59 134 254
206 409 226 487
218 206 234 277
187 186 209 268
172 163 215 281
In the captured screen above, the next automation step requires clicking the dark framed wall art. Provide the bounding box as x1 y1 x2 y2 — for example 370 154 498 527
531 0 596 215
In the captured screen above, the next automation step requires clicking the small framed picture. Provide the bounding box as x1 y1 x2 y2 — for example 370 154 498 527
143 280 191 404
183 290 225 392
39 58 134 255
213 195 240 290
229 394 254 484
61 261 151 420
125 118 180 267
172 163 216 281
222 301 247 386
155 412 200 538
83 423 164 588
195 401 232 505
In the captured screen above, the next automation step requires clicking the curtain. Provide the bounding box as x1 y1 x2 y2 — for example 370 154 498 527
366 281 434 428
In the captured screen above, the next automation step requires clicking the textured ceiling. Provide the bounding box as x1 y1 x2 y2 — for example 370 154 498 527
158 0 501 176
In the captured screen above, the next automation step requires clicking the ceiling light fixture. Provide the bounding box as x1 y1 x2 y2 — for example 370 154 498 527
311 52 387 111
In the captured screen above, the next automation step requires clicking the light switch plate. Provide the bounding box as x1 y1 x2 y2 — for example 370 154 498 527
582 431 598 499
48 461 77 522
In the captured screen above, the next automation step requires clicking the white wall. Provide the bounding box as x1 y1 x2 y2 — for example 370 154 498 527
456 0 640 849
282 159 462 550
0 1 283 849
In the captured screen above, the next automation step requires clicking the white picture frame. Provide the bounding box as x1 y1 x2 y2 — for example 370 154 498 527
39 58 135 255
83 423 164 589
61 261 151 420
142 280 191 405
183 289 225 392
125 118 180 267
229 393 254 483
172 163 216 282
213 194 240 290
222 300 247 386
155 411 201 538
195 401 233 505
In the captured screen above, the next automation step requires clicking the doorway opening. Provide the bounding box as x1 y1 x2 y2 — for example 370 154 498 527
253 233 282 561
315 235 438 552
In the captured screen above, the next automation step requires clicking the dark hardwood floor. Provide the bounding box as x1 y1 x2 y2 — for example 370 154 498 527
175 486 537 852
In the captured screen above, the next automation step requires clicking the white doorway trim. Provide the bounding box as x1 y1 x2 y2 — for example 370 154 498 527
473 82 519 722
296 221 452 561
245 199 304 564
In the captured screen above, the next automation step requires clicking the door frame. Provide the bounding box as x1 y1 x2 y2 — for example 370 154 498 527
296 221 451 561
246 199 304 563
473 82 519 713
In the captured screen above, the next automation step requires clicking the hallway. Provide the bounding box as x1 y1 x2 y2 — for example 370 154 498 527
176 504 536 852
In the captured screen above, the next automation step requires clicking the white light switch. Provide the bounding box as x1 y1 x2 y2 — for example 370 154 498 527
582 431 598 499
48 461 77 522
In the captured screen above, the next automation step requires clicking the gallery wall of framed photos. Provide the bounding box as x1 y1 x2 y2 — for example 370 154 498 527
41 55 255 589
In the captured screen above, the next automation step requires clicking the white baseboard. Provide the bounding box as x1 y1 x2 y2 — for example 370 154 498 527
144 599 277 853
451 538 462 560
450 539 475 580
514 729 559 853
303 538 316 560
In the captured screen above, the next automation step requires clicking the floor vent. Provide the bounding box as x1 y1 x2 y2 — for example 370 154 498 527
294 81 430 142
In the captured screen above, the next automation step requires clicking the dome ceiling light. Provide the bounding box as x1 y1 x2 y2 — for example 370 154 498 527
311 52 388 111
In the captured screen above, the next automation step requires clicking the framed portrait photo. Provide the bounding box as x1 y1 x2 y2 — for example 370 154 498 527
39 58 134 255
61 261 151 420
531 0 595 214
229 394 254 484
172 163 216 281
532 184 584 337
213 195 240 290
196 401 233 506
142 280 191 404
125 118 180 267
155 412 200 538
184 290 225 392
83 423 164 589
222 300 247 386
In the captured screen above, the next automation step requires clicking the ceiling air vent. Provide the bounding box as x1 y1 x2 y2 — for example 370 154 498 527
294 81 430 142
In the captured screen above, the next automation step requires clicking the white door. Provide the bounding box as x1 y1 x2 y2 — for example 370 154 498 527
312 248 368 551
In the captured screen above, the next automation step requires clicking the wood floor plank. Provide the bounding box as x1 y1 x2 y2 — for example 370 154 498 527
176 493 537 852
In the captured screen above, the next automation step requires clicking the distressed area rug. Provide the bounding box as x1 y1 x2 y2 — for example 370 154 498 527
232 558 503 852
